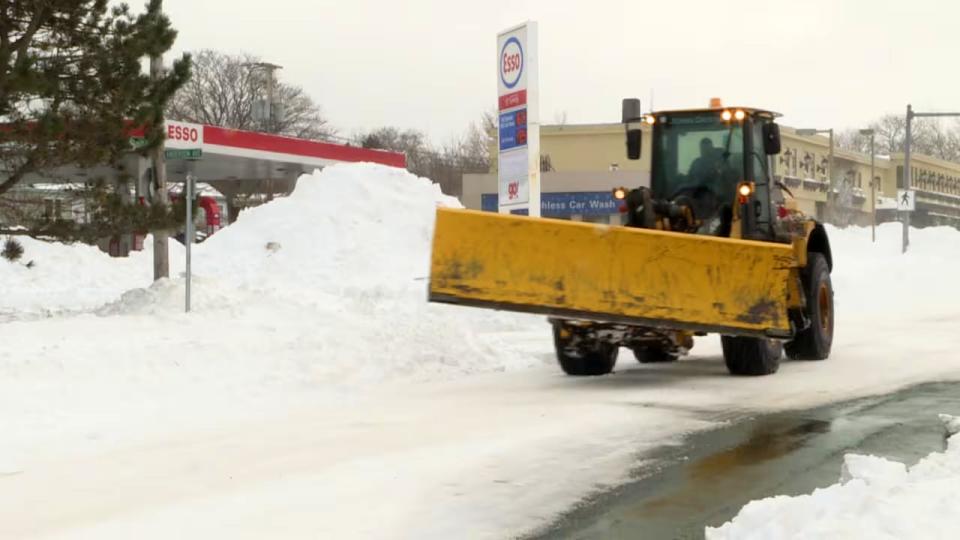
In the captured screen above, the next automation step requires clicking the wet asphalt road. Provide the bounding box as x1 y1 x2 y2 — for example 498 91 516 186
529 382 960 540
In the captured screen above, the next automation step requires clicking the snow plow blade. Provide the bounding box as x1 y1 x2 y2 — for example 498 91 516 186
428 208 802 338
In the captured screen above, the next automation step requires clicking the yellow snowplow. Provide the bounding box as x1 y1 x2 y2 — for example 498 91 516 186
429 100 835 376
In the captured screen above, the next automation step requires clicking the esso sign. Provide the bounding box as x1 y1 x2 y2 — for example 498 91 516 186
164 121 203 148
500 37 523 89
167 124 199 143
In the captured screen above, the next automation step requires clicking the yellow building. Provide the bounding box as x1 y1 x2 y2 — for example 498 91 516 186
462 121 960 228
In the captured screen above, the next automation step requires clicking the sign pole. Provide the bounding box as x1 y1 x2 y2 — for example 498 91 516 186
185 174 193 313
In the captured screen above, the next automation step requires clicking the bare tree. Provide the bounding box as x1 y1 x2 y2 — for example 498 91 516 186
359 113 495 198
835 130 872 155
167 49 333 139
359 127 429 172
921 120 960 161
837 114 960 162
442 111 495 172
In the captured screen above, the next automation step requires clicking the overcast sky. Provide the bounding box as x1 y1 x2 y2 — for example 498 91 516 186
158 0 959 143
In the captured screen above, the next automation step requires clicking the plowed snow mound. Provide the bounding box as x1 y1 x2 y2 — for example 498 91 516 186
198 162 462 296
829 223 960 319
0 235 182 316
90 163 545 385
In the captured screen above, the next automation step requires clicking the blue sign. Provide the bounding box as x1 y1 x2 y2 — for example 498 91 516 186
481 191 621 217
499 108 528 151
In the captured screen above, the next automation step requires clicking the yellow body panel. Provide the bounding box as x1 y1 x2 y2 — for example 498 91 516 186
429 209 803 338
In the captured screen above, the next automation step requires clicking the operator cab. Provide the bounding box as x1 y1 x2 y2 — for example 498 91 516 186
620 98 783 241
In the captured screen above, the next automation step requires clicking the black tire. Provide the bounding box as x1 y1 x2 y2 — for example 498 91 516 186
633 346 678 364
785 253 834 361
553 325 618 376
721 336 782 376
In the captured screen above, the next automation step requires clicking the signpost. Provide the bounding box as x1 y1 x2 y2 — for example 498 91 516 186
497 22 540 216
184 174 195 313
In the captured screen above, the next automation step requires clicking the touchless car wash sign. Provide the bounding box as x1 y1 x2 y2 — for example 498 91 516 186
497 22 540 216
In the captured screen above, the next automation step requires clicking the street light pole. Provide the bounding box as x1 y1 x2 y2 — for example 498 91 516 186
870 134 876 242
860 128 876 242
903 104 912 254
828 128 834 190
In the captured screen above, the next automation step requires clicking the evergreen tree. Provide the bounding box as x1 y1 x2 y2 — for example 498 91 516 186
0 0 191 240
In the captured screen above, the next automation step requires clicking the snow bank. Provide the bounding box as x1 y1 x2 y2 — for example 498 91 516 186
0 236 182 316
198 162 461 295
706 416 960 540
182 163 542 384
827 223 960 320
3 164 543 387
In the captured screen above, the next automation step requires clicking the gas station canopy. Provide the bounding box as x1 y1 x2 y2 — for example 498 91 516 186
154 120 406 183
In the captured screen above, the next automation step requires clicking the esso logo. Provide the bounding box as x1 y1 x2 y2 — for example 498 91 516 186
167 124 200 143
500 36 523 89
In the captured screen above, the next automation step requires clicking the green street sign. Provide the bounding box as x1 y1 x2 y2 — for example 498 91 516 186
129 136 149 150
165 148 202 161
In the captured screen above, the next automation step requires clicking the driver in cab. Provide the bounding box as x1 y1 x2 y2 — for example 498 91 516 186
681 137 729 233
688 137 724 185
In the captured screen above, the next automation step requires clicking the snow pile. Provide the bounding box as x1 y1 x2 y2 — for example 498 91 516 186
706 415 960 540
95 276 238 317
181 163 545 383
63 163 544 385
827 223 960 320
198 162 461 295
940 414 960 436
0 236 177 316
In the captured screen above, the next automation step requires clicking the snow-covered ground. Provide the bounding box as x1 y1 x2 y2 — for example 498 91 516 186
2 163 960 539
706 415 960 540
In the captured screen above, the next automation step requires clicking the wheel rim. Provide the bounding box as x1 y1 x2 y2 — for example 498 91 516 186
818 283 832 334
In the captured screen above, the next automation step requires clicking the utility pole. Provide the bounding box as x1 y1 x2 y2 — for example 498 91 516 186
150 52 169 280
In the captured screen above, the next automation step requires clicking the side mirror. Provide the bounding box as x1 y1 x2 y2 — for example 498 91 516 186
626 129 642 160
622 98 642 124
762 122 782 155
